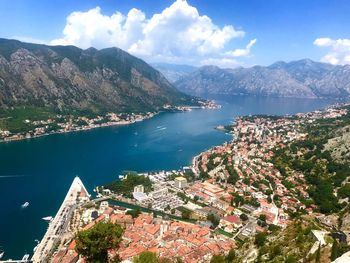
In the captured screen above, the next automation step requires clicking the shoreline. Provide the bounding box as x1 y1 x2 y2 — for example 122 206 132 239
0 101 220 144
0 112 158 144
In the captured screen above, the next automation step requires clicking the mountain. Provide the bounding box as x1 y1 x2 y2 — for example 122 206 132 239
151 63 197 83
174 59 350 98
0 38 196 115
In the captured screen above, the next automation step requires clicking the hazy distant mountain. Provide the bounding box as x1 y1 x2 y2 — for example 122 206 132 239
152 63 197 83
0 38 196 114
175 59 350 98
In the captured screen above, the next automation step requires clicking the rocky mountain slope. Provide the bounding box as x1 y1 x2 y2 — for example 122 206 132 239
151 63 197 83
175 59 350 98
0 38 195 115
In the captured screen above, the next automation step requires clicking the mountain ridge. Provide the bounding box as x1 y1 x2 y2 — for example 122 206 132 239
151 63 197 83
173 59 350 98
0 38 196 115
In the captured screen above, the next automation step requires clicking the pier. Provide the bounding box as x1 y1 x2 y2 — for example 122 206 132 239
31 176 89 263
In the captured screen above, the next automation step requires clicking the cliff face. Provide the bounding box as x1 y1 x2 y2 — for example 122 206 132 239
0 38 194 114
174 59 350 98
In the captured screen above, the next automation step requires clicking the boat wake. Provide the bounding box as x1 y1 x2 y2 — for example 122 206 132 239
0 174 30 178
155 126 167 131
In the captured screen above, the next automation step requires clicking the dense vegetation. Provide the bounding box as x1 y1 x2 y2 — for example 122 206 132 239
75 221 124 263
272 107 350 214
0 106 56 133
105 172 152 196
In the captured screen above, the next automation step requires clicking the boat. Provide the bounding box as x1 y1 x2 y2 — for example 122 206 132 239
0 248 4 259
22 254 30 260
21 202 29 208
42 216 53 221
33 239 39 252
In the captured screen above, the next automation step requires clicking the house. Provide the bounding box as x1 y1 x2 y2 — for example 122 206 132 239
219 215 242 231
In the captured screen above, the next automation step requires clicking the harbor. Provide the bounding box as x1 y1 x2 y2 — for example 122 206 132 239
0 96 338 259
31 177 89 262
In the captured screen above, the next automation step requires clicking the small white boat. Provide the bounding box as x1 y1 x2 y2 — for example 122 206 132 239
22 254 30 260
0 249 4 259
42 216 53 221
21 202 29 208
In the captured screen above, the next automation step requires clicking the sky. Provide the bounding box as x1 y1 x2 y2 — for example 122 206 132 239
0 0 349 68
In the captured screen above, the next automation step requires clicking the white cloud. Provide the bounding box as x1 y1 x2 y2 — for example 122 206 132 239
226 39 256 57
12 36 47 45
200 58 240 68
50 0 255 68
314 37 350 65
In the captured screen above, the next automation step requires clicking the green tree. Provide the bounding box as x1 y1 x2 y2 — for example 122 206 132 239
331 240 339 261
133 252 159 263
255 232 267 247
181 209 191 219
126 208 141 218
75 221 124 263
226 248 236 262
338 184 350 199
258 214 266 222
207 213 220 228
285 254 297 263
210 254 226 263
233 195 244 207
240 213 248 221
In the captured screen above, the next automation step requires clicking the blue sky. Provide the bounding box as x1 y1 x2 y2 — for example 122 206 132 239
0 0 349 67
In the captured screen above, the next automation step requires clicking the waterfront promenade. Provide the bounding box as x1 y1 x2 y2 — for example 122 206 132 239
31 177 89 263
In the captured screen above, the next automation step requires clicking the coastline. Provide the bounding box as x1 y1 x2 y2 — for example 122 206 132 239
0 112 158 144
0 101 220 144
2 98 346 260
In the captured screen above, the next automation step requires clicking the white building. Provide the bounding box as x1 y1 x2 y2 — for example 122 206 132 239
134 185 145 193
174 176 187 189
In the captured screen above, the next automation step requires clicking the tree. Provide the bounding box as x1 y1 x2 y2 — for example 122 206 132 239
133 252 159 263
285 254 297 263
126 208 141 218
338 184 350 199
255 232 267 247
210 255 226 263
331 240 339 261
226 249 236 262
181 209 191 219
258 214 266 222
240 213 248 221
75 221 124 263
207 213 220 228
233 195 244 207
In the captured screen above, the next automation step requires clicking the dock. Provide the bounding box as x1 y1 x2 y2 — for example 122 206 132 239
31 176 89 263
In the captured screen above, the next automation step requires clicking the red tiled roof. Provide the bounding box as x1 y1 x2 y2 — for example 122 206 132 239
222 215 240 224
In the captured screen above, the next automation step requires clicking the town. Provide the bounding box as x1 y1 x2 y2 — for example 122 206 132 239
28 104 350 263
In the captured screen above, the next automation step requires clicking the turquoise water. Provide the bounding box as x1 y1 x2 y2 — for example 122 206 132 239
0 96 340 258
